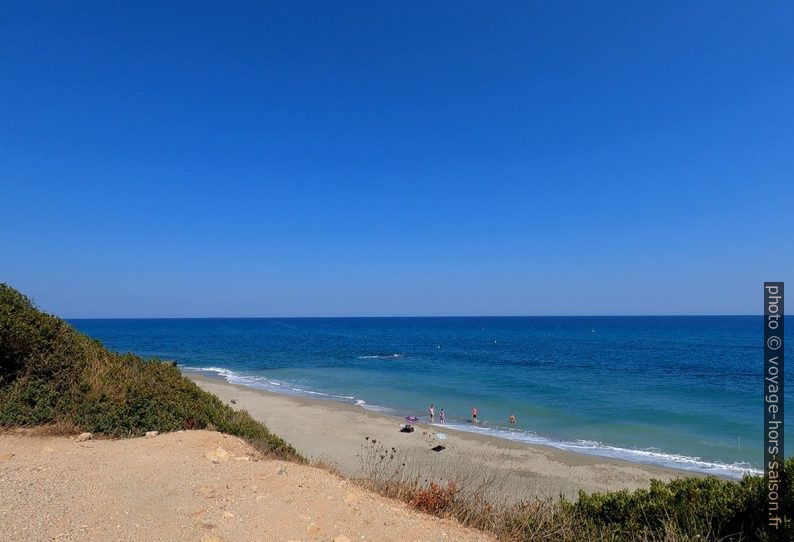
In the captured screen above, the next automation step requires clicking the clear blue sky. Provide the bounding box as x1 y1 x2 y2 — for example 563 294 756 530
1 2 792 317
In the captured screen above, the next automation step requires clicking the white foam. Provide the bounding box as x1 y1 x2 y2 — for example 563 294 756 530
358 354 401 359
182 366 356 402
440 421 761 478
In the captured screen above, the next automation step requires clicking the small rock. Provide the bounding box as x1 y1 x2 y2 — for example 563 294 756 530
76 432 92 442
230 399 237 404
204 447 231 463
334 536 352 542
0 453 14 461
222 511 235 519
306 522 320 534
277 467 288 476
145 431 158 438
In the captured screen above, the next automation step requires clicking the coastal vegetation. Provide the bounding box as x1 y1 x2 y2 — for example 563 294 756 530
358 436 791 541
0 282 789 541
0 283 300 460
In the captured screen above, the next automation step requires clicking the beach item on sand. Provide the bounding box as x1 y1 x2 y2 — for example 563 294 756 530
401 416 418 433
435 433 447 440
430 445 445 452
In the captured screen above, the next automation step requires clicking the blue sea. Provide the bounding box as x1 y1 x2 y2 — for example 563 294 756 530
70 316 789 478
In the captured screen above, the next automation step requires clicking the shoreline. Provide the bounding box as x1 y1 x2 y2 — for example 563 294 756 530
183 366 757 479
187 371 707 501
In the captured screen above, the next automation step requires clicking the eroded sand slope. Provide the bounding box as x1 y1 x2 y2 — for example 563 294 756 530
0 430 491 542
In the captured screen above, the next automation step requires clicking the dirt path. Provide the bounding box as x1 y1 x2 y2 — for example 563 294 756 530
0 430 491 542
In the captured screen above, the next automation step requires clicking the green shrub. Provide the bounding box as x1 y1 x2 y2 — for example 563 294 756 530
0 283 301 461
571 458 792 541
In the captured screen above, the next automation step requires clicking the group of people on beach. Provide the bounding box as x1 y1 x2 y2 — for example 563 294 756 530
428 403 517 426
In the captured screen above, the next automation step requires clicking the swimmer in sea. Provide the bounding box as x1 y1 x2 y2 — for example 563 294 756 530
509 413 516 425
471 406 478 423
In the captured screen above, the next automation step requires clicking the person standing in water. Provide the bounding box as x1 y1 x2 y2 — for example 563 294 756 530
439 408 445 424
509 413 516 425
428 403 435 422
471 406 478 423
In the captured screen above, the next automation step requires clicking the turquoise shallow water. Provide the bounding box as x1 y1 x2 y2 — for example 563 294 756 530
70 316 790 478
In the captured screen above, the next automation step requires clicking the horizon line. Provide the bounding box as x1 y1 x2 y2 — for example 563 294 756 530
65 314 764 320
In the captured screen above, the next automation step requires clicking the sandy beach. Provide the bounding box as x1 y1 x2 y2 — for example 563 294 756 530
188 373 696 501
